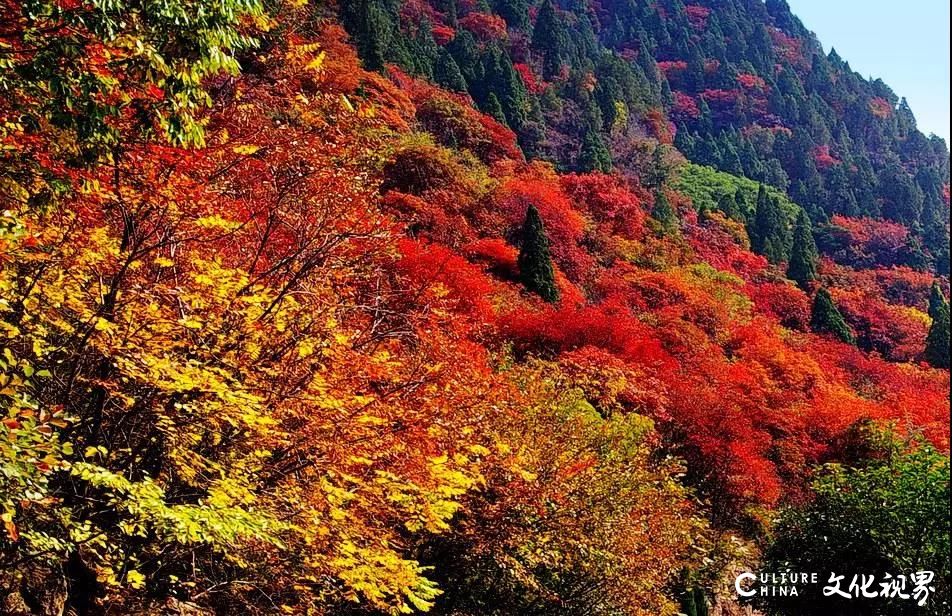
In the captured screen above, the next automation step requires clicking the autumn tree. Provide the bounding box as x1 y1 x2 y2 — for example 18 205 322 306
811 288 854 344
787 209 819 289
518 204 560 302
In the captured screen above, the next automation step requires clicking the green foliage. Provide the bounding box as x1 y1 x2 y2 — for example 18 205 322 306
531 0 571 79
786 209 819 288
1 0 264 149
750 184 791 264
518 204 560 303
674 164 799 222
758 432 950 615
434 48 468 92
578 128 612 173
925 285 950 369
810 288 854 344
651 189 679 236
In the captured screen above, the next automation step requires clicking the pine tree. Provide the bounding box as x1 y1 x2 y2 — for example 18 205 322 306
433 48 468 92
787 209 818 289
578 128 612 173
811 288 854 344
925 283 950 369
651 189 678 235
518 205 560 303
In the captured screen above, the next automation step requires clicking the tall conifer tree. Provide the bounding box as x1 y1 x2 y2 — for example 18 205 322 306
518 205 560 303
787 209 818 288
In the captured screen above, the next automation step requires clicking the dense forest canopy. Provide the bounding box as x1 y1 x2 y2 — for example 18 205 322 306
0 0 948 614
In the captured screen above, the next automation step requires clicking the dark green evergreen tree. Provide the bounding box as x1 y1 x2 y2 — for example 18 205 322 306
518 205 560 303
787 209 818 288
483 92 508 126
531 0 570 80
925 284 950 369
651 189 678 236
810 288 854 344
493 0 530 29
433 48 468 92
748 185 788 264
577 128 612 173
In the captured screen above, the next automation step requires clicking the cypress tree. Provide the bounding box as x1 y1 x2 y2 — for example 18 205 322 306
531 0 569 80
651 189 678 235
925 284 950 369
749 185 788 264
578 128 612 173
811 288 854 344
787 209 818 289
433 48 468 92
518 205 560 303
928 282 947 320
483 93 508 126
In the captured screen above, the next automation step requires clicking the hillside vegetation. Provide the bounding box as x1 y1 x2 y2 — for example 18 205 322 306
0 0 948 615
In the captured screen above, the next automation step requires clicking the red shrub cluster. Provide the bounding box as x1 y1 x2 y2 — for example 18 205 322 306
672 91 701 119
458 12 508 41
684 4 711 28
868 97 893 119
737 72 766 91
813 145 839 169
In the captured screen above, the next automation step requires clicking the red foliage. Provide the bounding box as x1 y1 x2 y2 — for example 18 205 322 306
700 89 740 107
684 4 711 28
672 91 700 120
822 215 911 268
748 281 811 330
458 12 508 41
868 97 893 119
644 108 674 144
736 72 766 91
657 60 688 75
397 238 496 323
769 28 806 67
492 174 594 281
813 145 839 169
431 24 456 45
559 172 648 240
514 63 545 94
502 301 673 368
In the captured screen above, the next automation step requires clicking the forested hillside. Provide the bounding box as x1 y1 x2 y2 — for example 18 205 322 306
0 0 948 615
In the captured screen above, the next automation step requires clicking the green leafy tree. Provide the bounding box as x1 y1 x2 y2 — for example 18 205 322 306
518 205 560 303
925 284 950 369
757 432 950 615
810 288 854 344
786 209 819 289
